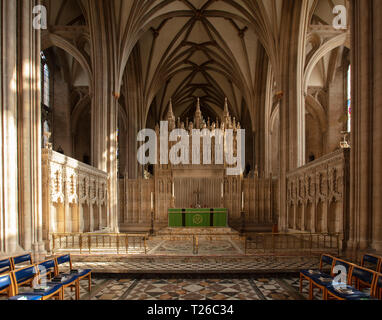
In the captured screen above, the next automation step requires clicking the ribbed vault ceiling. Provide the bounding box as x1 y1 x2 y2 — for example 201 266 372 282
124 0 286 128
43 0 350 130
138 0 262 124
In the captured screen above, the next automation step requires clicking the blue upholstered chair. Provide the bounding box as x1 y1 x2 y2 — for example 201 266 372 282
0 273 14 297
56 254 92 292
0 258 13 275
1 272 44 300
299 254 334 298
323 283 374 300
12 265 38 288
324 265 377 301
11 265 63 300
37 259 56 281
303 256 354 300
374 273 382 300
23 283 64 300
12 253 33 269
361 254 381 272
351 265 375 291
8 294 42 301
41 257 81 300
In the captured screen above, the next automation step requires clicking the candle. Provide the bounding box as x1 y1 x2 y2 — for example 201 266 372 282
151 192 154 211
241 191 244 211
172 182 175 198
221 182 224 198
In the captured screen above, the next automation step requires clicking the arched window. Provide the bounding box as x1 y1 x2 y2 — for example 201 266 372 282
41 52 50 108
41 51 53 147
347 65 351 132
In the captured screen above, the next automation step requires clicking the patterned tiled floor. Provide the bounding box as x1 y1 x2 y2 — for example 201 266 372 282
125 277 259 300
1 273 375 301
0 275 304 301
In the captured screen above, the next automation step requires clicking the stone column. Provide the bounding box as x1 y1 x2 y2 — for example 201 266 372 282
349 0 382 252
64 202 71 233
0 0 46 255
88 2 119 232
301 205 305 231
278 1 306 231
371 0 382 251
98 206 102 229
322 202 328 233
0 0 19 253
79 204 84 233
50 204 57 234
326 63 346 154
89 204 94 232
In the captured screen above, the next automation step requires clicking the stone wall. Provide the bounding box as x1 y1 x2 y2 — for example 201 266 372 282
286 149 350 241
120 175 275 233
42 149 109 251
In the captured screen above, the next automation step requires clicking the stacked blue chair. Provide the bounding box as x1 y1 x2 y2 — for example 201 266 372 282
12 253 33 269
0 258 13 275
11 265 63 300
300 254 334 299
324 265 377 300
56 254 92 292
0 273 14 297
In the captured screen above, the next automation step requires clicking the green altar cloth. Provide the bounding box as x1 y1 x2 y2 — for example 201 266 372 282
168 208 227 227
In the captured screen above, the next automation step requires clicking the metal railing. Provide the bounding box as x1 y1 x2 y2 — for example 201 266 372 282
159 233 245 255
243 232 341 255
159 232 340 256
50 232 341 256
50 233 149 255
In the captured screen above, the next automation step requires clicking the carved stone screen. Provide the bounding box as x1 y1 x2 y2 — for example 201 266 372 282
174 177 223 208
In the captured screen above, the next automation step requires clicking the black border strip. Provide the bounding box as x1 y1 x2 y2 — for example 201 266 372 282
182 209 186 227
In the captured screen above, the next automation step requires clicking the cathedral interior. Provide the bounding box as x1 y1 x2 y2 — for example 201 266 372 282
0 0 382 302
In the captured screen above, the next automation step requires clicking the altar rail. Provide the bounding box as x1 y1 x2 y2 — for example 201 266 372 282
50 233 148 255
243 232 341 256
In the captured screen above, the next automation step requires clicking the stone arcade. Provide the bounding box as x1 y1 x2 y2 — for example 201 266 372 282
0 0 381 302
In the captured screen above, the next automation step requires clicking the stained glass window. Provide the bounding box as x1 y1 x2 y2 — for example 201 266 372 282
41 52 50 108
347 65 351 132
41 51 52 148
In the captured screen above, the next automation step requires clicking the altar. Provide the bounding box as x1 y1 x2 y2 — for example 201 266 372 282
168 208 227 227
